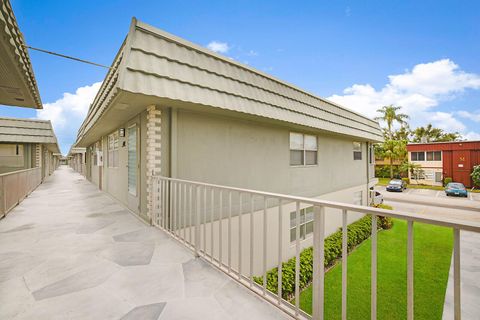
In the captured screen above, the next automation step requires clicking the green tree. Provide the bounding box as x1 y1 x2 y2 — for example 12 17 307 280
381 139 407 178
375 105 409 138
472 165 480 189
399 160 422 178
411 124 461 143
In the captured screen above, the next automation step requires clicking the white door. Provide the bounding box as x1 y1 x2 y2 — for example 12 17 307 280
127 124 140 212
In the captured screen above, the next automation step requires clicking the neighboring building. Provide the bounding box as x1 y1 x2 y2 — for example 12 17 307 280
374 156 403 178
72 18 382 273
0 117 60 217
0 0 42 109
407 141 480 187
67 146 86 176
0 117 61 177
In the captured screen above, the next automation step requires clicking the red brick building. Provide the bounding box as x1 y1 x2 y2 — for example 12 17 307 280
407 141 480 187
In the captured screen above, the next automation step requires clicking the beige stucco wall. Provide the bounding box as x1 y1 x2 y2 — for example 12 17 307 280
0 143 34 174
408 151 443 186
174 109 368 197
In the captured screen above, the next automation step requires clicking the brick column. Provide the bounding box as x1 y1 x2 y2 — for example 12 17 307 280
35 144 41 168
146 105 162 222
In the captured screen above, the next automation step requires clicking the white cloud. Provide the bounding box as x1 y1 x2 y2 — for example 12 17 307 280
327 59 480 139
464 131 480 140
429 112 466 132
458 110 480 122
246 50 258 57
206 41 230 54
37 82 102 154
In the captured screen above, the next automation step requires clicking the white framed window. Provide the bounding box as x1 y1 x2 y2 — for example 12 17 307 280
290 207 314 242
290 133 317 166
108 131 119 168
353 142 362 160
435 171 442 183
423 169 435 180
426 151 441 161
411 151 425 161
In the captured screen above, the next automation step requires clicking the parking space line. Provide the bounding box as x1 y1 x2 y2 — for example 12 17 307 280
436 191 441 198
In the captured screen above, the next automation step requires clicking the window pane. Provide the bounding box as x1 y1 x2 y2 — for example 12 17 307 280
305 151 317 165
353 151 362 160
300 224 306 239
290 228 296 242
305 207 314 221
434 151 442 161
306 221 313 235
304 135 317 150
290 150 304 165
411 152 417 161
290 212 296 228
300 210 306 224
418 152 425 161
290 132 304 150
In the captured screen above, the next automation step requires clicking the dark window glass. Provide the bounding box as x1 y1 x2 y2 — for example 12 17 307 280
354 151 362 160
290 150 304 166
305 151 317 165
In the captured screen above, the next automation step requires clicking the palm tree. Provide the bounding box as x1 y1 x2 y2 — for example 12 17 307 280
411 124 461 142
375 105 409 138
382 139 407 178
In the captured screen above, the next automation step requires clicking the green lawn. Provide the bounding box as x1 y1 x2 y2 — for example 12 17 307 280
298 219 453 319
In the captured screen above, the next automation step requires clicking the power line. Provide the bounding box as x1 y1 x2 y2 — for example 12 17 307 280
23 45 112 69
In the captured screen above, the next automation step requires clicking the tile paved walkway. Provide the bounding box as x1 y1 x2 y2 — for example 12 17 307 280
0 166 290 320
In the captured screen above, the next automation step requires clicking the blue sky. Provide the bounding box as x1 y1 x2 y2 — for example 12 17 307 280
2 0 480 154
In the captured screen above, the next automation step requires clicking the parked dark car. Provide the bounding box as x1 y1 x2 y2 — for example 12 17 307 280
445 182 468 197
386 179 407 192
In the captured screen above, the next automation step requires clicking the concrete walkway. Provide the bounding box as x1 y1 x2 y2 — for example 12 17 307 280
0 166 289 320
442 231 480 320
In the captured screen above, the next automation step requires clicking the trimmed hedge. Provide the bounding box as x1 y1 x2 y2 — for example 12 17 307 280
254 213 393 299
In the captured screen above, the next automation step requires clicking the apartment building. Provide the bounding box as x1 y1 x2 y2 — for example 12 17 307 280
407 140 480 187
72 18 382 273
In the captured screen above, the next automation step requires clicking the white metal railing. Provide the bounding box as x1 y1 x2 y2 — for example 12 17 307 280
151 176 480 320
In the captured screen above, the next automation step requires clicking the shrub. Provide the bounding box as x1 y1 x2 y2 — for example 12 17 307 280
402 177 410 184
444 177 453 186
254 211 394 299
377 204 394 229
471 165 480 187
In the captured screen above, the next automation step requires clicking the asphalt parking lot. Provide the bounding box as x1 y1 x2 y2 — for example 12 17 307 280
376 185 480 201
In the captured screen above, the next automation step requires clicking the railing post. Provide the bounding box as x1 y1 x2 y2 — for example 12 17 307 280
454 228 461 320
407 220 414 320
313 205 325 320
371 215 377 320
195 185 201 257
342 209 348 320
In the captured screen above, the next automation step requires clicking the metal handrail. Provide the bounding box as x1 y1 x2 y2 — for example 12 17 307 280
151 176 472 320
156 176 480 232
